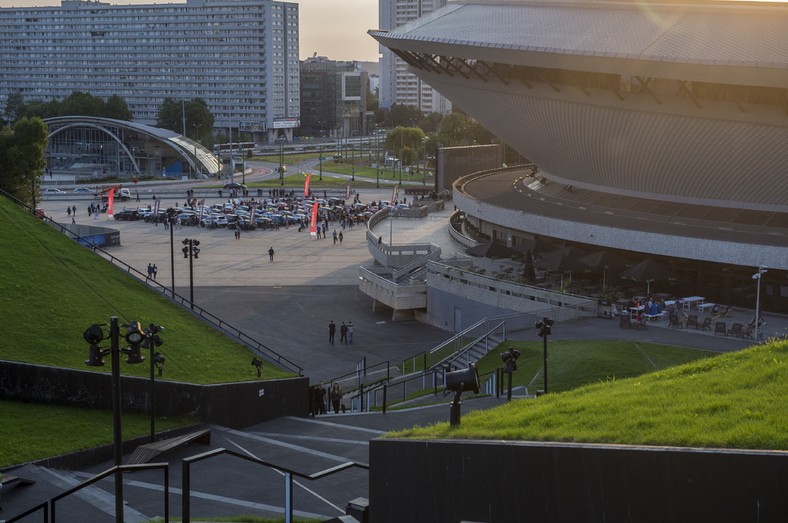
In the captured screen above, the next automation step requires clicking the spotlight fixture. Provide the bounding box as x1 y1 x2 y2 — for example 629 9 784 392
125 321 146 364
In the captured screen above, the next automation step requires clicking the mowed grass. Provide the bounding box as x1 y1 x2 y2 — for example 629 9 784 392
0 197 293 383
0 400 192 468
475 340 716 393
391 340 788 450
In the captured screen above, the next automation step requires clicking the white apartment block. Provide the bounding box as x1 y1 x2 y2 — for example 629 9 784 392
0 0 300 143
379 0 451 115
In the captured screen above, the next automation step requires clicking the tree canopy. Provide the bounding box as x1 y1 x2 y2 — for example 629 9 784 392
0 117 48 206
156 98 215 147
384 126 426 165
2 91 134 124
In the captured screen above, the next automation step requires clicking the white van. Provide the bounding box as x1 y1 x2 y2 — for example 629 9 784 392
119 188 132 201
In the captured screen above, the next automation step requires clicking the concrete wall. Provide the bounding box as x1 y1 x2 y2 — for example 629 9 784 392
0 361 308 428
370 438 788 523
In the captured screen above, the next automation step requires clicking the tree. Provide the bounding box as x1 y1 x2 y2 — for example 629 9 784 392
104 95 133 121
384 126 426 167
156 97 183 133
156 98 214 146
0 117 48 205
58 91 105 117
2 90 25 126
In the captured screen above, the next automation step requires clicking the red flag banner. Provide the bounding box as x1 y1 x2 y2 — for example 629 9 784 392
346 183 351 200
304 173 311 197
310 201 318 237
107 188 115 217
391 184 399 205
153 197 161 217
197 198 204 224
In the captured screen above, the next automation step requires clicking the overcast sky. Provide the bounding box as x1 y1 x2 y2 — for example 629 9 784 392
3 0 381 62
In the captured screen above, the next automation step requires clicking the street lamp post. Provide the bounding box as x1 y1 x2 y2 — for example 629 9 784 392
168 211 176 296
753 266 767 341
319 145 323 181
279 142 285 185
182 238 201 310
192 123 201 177
375 128 380 188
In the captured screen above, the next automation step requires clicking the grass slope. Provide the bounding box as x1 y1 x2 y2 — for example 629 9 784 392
393 340 788 450
0 197 292 383
475 340 716 393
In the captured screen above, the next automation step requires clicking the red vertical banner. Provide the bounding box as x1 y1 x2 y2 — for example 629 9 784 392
304 173 311 197
107 188 115 217
310 201 318 237
391 184 399 205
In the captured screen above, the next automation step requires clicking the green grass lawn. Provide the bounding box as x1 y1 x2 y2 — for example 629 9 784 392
391 339 788 450
0 401 193 468
475 339 716 393
0 197 293 383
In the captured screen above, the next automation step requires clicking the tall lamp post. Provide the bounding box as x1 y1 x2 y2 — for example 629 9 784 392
167 210 176 296
319 145 323 181
375 127 380 188
753 266 767 341
192 123 201 177
535 317 554 393
83 317 152 523
182 238 201 310
278 142 285 185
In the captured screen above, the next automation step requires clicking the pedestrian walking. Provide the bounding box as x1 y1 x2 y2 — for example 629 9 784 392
317 382 327 415
347 321 354 344
333 230 338 245
147 263 153 279
340 322 348 344
152 264 158 280
330 382 344 414
338 231 343 245
268 246 275 261
328 320 336 344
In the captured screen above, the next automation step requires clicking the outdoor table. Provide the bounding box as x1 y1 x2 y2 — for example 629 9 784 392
681 296 705 310
630 305 645 319
697 302 715 312
664 300 676 307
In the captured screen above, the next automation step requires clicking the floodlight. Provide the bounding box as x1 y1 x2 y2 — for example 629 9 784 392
445 363 480 395
83 324 105 345
153 352 166 376
125 321 146 364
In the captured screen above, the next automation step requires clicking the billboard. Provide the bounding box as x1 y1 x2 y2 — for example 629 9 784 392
272 117 300 129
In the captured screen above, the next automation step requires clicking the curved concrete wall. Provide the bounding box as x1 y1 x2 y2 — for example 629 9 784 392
422 73 788 211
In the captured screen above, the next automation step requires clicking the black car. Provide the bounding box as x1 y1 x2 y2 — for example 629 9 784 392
223 182 247 190
113 209 140 221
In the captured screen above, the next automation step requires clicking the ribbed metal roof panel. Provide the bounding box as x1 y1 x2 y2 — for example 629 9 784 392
383 0 788 68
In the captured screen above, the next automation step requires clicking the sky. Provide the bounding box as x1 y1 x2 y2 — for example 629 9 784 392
2 0 381 62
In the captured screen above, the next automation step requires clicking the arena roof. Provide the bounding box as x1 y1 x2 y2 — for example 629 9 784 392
371 0 788 87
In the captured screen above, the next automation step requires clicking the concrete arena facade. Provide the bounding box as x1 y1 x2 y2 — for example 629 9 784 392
370 0 788 212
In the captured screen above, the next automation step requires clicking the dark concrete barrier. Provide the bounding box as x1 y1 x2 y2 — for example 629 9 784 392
0 361 308 428
370 439 788 523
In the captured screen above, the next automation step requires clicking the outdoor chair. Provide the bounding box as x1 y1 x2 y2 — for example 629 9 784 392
686 314 698 329
620 314 633 329
729 323 744 338
714 322 727 336
699 317 713 331
668 315 680 329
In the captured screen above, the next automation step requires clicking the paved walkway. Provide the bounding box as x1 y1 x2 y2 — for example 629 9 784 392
7 185 782 522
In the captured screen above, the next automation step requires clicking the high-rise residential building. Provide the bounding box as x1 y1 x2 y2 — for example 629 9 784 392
378 0 451 115
0 0 300 144
300 56 368 139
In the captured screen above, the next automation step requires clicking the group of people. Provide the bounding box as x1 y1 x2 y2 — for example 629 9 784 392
310 381 345 416
328 320 354 345
146 263 158 280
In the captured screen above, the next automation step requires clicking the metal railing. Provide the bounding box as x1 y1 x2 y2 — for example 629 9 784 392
181 447 368 523
6 191 303 375
5 462 170 523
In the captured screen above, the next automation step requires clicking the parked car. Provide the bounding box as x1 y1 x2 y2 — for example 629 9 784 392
113 209 140 221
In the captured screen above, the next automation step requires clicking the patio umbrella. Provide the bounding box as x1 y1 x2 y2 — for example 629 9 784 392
465 240 517 259
535 251 587 288
619 258 673 294
578 250 630 291
513 237 556 256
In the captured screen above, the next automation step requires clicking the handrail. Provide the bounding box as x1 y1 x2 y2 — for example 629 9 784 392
5 462 170 523
4 191 303 375
182 447 369 523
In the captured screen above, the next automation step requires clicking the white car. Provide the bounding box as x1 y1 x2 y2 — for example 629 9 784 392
42 188 65 194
